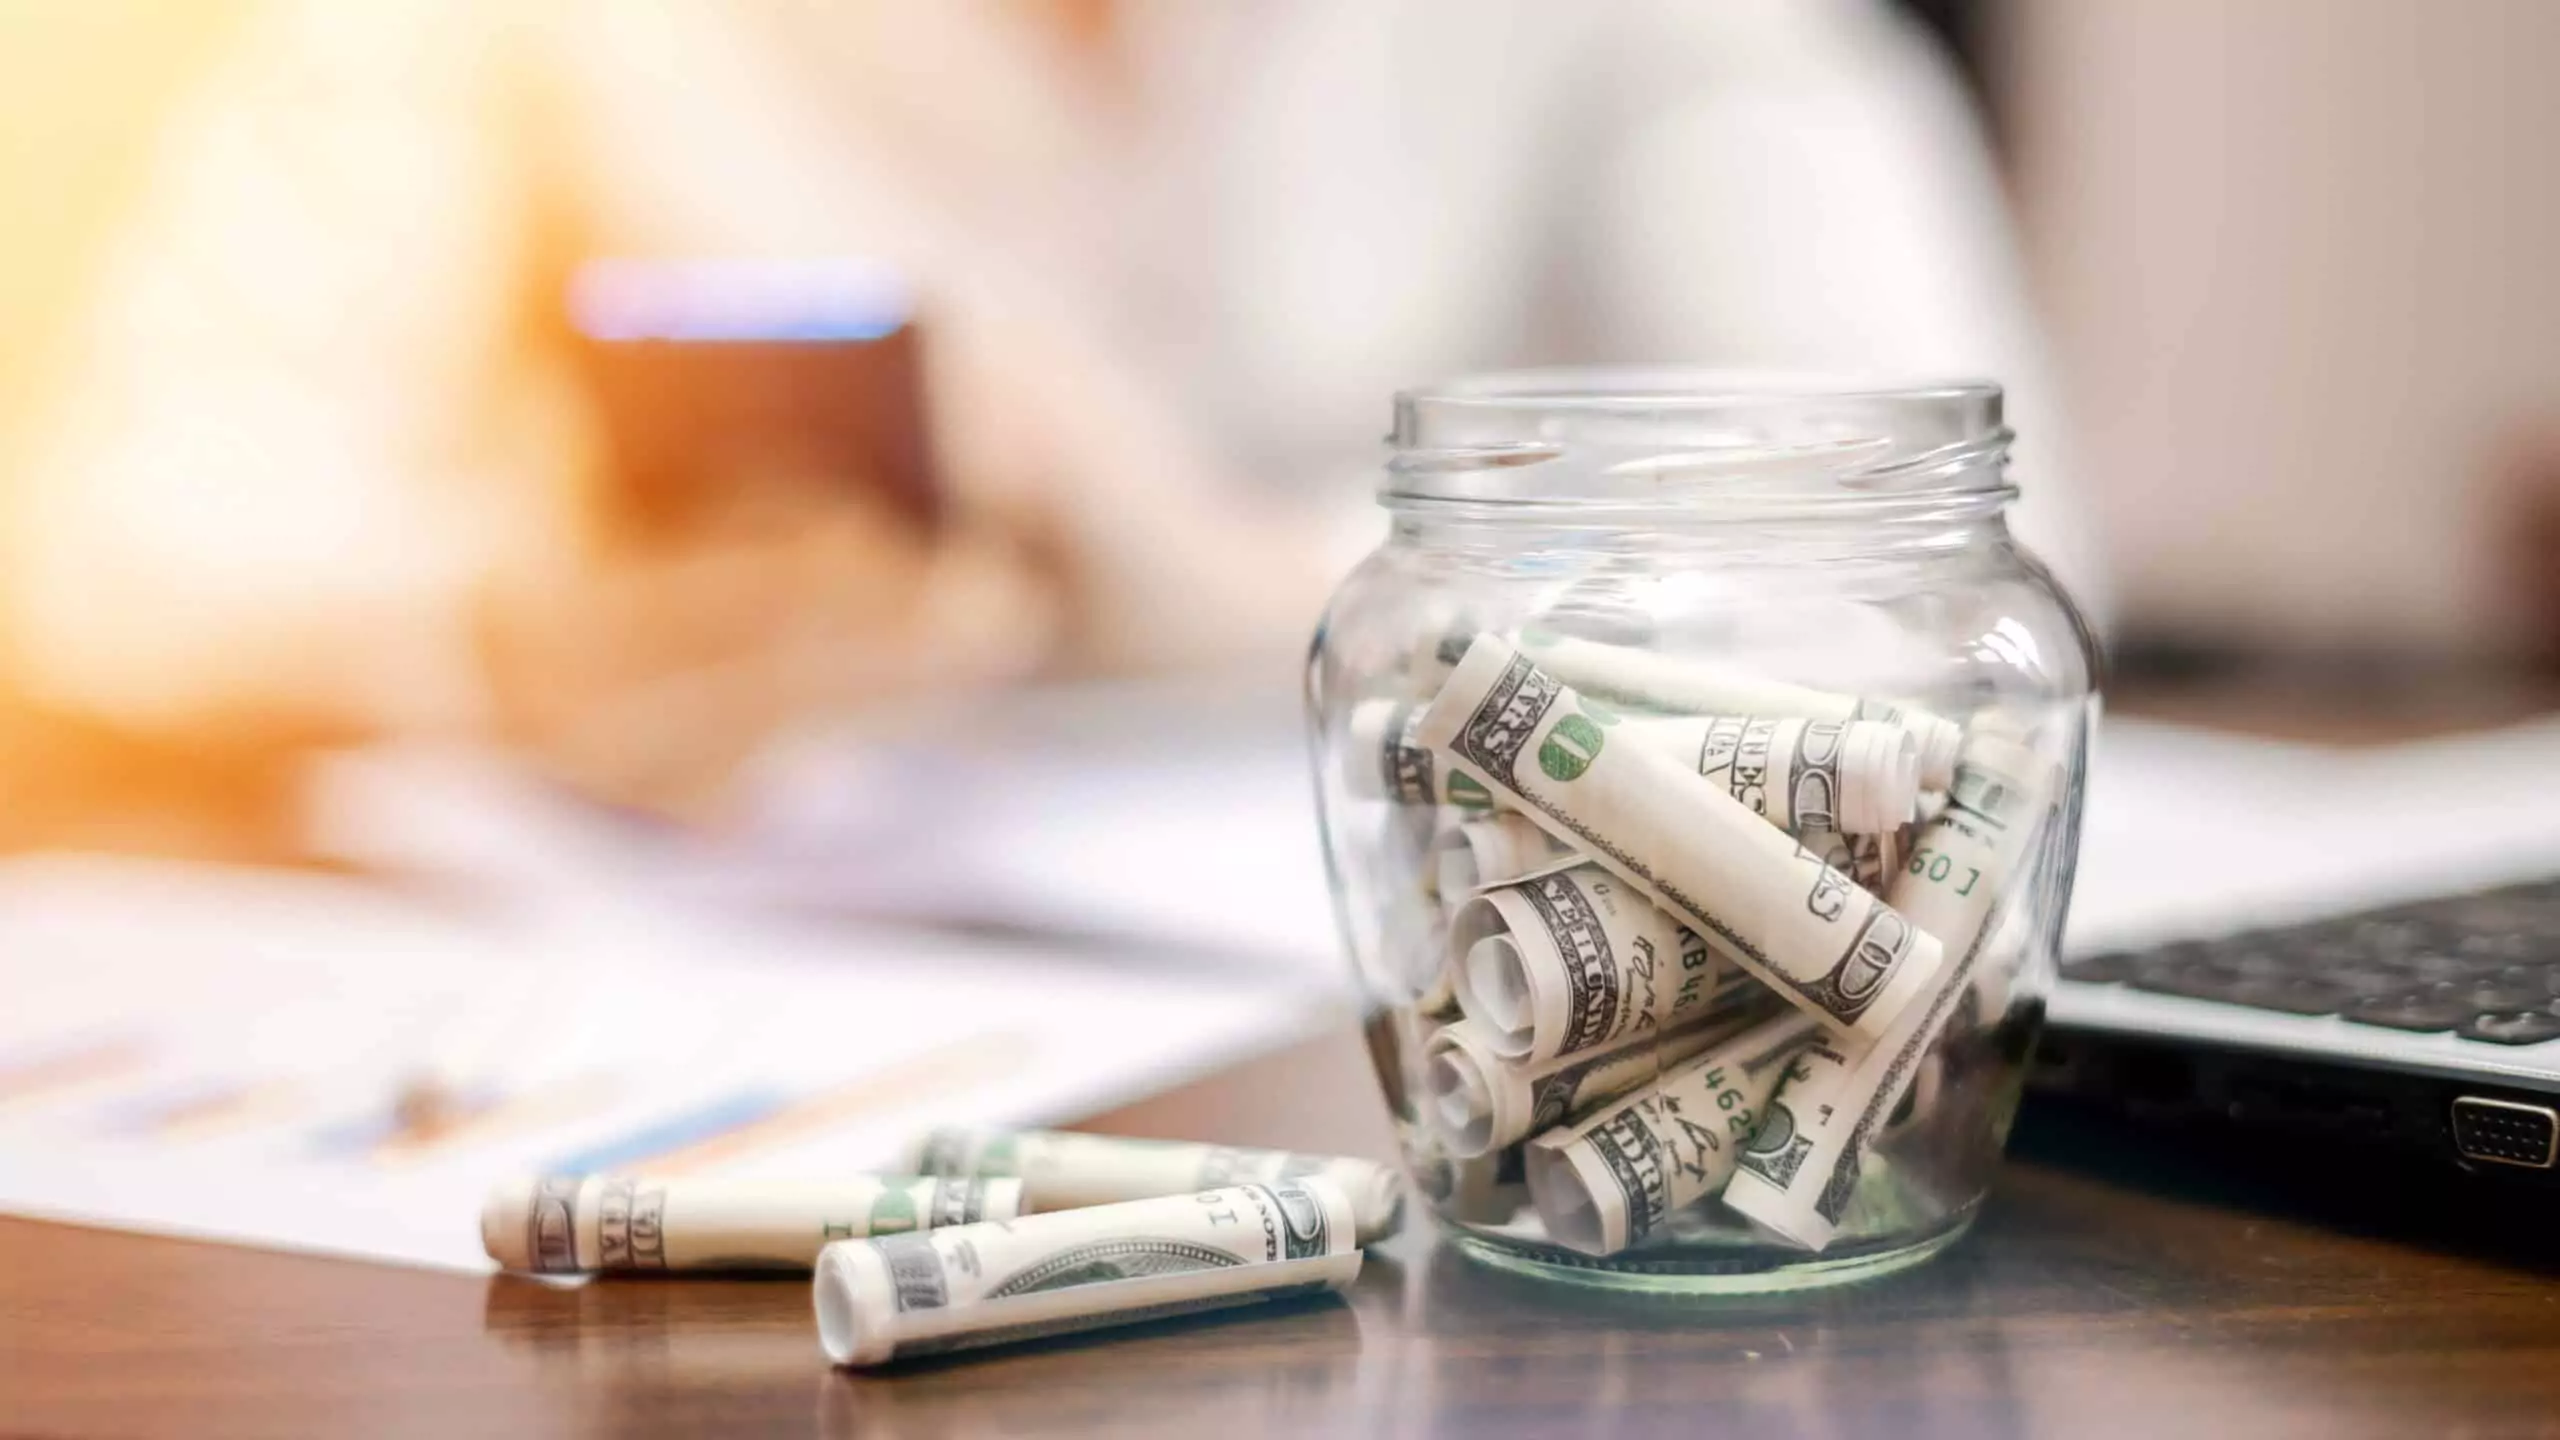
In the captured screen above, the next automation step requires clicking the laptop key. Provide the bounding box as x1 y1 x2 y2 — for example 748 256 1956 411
2478 965 2560 999
2458 1009 2560 1046
2456 978 2558 1012
2224 979 2354 1016
2341 993 2474 1033
2390 953 2483 984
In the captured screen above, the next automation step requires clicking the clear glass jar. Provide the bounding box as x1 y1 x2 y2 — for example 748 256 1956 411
1307 371 2096 1291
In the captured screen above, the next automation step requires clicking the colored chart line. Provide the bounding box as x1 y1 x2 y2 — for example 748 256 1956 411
108 1078 307 1141
545 1031 1026 1177
305 1073 620 1167
0 1036 153 1110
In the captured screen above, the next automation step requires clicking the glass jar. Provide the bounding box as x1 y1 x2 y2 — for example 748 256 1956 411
1307 371 2096 1291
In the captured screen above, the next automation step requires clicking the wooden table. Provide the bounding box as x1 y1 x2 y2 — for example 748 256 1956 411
10 678 2560 1437
10 1021 2560 1439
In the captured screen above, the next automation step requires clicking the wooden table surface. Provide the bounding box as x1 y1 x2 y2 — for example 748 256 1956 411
9 1022 2560 1440
9 678 2560 1438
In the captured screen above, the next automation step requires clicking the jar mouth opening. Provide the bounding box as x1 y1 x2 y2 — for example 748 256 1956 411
1386 368 2013 518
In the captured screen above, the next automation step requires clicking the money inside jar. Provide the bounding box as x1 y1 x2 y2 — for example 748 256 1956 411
1338 625 2070 1262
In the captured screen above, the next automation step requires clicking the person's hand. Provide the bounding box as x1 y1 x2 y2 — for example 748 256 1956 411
477 480 1059 822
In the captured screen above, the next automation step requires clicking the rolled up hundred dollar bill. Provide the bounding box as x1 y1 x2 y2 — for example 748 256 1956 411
1633 714 1919 836
1522 1013 1817 1256
1721 731 2059 1252
480 1173 1022 1274
903 1127 1407 1245
1796 828 1901 897
1516 631 1963 791
815 1177 1359 1367
1448 864 1744 1063
1433 813 1583 905
1425 1011 1758 1159
1345 700 1499 810
1418 636 1946 1042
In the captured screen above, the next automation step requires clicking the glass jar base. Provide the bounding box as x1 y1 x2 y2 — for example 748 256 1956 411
1444 1206 1979 1296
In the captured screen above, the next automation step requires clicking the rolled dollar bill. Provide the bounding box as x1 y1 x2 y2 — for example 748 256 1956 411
903 1127 1407 1245
1345 700 1499 810
1796 828 1901 897
1516 631 1963 791
1633 714 1919 836
814 1177 1361 1367
1433 813 1583 905
1522 1013 1817 1256
1424 1011 1758 1159
1418 636 1946 1042
1447 864 1744 1063
480 1173 1022 1274
1722 731 2059 1252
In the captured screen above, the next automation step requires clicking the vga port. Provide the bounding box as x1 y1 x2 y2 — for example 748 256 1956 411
2450 1096 2560 1169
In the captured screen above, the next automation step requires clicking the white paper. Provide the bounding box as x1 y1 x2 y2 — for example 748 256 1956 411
0 856 1331 1272
2066 716 2560 951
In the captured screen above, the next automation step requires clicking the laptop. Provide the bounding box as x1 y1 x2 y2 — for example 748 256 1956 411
2034 717 2560 1184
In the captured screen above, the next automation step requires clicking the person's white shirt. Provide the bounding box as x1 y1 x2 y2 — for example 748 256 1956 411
8 0 2098 736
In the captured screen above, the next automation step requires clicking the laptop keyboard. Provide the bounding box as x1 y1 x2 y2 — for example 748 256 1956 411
2060 878 2560 1045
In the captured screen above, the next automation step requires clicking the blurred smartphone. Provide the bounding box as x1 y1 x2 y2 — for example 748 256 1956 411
564 256 938 535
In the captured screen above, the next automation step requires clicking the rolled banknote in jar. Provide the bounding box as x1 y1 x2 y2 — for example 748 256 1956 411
1447 864 1747 1064
1630 714 1920 836
1722 730 2059 1252
902 1127 1407 1245
1795 828 1902 898
1515 630 1963 792
1418 636 1947 1042
1345 700 1499 811
1433 813 1583 905
1424 1010 1760 1159
1522 1013 1816 1257
481 1173 1022 1274
814 1177 1360 1368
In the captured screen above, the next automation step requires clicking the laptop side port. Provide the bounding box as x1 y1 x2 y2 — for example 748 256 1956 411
2450 1097 2560 1169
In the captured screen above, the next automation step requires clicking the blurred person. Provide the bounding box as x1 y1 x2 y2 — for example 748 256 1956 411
2010 0 2560 666
5 0 2092 821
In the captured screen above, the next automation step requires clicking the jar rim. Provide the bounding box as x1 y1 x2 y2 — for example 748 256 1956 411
1386 367 2013 518
1396 367 2002 413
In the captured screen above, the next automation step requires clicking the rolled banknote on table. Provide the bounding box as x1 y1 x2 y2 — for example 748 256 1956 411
814 1177 1360 1368
1631 714 1920 836
481 1173 1021 1274
1424 1010 1761 1159
1417 636 1946 1042
1433 813 1583 905
1447 864 1747 1064
1522 1013 1817 1256
1516 631 1963 792
1722 731 2059 1252
903 1127 1407 1245
1345 700 1499 810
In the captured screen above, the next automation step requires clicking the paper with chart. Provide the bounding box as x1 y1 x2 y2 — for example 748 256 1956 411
0 856 1329 1273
